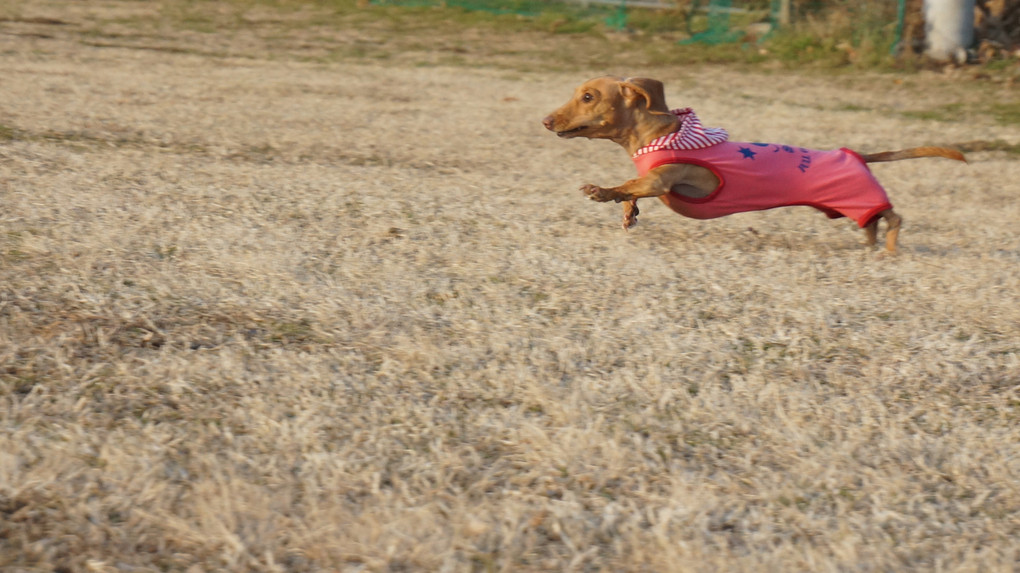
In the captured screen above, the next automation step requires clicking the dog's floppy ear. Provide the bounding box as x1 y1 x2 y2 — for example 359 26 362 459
619 78 670 113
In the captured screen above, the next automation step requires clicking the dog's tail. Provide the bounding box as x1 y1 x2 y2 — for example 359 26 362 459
859 146 967 164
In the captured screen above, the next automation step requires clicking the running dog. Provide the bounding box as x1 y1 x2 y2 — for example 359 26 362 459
542 76 965 251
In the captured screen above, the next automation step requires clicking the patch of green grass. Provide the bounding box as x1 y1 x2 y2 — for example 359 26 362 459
898 101 1020 127
956 140 1020 156
369 0 626 33
765 32 834 63
0 123 19 141
990 102 1020 126
609 6 690 35
154 245 178 260
268 318 326 343
981 58 1019 73
158 0 231 33
2 230 30 264
646 41 768 67
763 28 899 69
901 103 965 122
834 103 872 113
3 249 30 263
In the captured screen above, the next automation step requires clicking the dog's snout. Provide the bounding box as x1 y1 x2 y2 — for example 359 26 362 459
542 115 555 131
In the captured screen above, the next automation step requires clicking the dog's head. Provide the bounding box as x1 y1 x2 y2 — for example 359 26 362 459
541 76 671 140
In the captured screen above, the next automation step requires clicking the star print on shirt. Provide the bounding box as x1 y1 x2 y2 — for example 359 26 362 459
738 146 757 160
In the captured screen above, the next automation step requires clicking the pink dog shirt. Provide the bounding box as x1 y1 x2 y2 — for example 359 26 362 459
631 109 892 228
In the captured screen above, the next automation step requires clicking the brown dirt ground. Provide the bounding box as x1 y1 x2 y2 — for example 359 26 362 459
2 2 1019 571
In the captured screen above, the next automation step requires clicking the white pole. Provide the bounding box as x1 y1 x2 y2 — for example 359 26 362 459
923 0 975 62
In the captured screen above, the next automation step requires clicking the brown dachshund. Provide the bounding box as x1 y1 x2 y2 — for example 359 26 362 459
542 76 965 252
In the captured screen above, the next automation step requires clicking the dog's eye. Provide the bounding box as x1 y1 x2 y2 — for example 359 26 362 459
581 93 593 103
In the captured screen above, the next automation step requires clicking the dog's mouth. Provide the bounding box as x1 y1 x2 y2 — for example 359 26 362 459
556 125 589 137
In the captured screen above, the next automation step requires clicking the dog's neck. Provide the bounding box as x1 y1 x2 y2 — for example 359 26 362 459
613 111 680 155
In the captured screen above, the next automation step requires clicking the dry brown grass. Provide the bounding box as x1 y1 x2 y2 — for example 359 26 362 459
2 2 1019 571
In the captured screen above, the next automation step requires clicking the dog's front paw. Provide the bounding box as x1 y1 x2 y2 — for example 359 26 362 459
580 184 619 203
622 201 639 230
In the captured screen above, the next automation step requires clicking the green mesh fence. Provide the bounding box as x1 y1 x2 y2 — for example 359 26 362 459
370 0 780 42
681 0 779 44
370 0 631 30
681 0 742 44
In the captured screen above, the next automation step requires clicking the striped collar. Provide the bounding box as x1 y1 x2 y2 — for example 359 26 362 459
632 108 729 158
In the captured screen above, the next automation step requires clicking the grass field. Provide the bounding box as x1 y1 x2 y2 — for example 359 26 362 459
2 1 1019 571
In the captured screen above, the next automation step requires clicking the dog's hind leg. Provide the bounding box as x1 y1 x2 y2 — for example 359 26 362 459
864 218 879 247
881 208 902 252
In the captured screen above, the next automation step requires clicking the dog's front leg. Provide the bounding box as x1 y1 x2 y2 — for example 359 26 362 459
580 183 642 228
581 168 685 228
622 200 639 230
581 170 673 204
581 177 654 203
579 184 640 229
580 183 634 203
